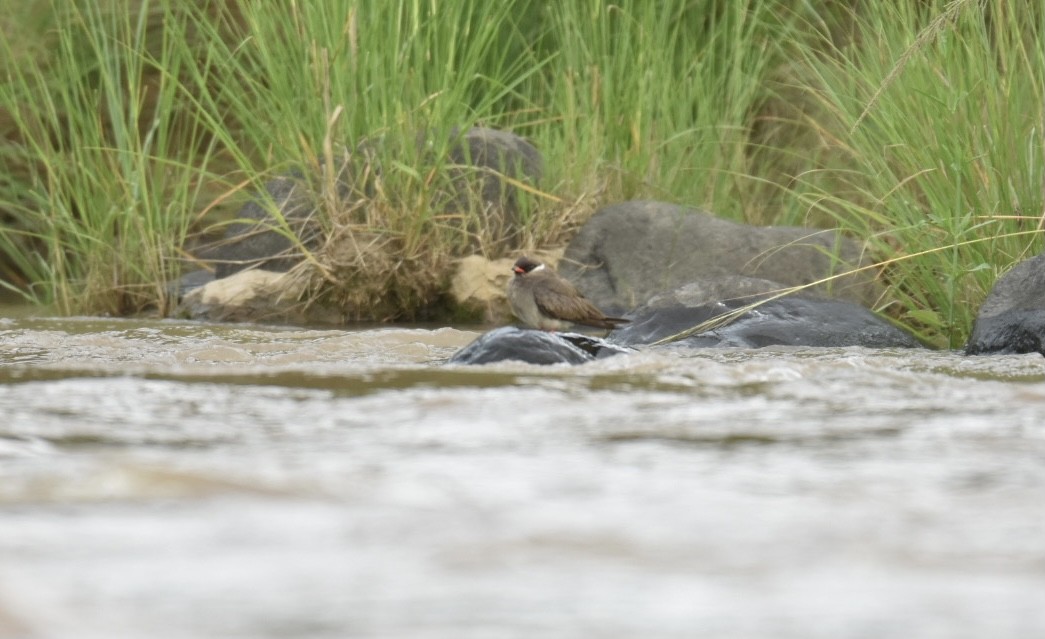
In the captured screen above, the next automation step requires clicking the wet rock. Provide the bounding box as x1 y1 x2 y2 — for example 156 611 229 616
609 278 923 349
966 251 1045 356
449 326 630 365
559 200 882 315
208 127 542 279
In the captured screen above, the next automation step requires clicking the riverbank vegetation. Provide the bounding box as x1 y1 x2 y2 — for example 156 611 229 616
1 0 1042 347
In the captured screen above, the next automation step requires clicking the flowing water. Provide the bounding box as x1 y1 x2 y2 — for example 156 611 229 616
1 313 1044 638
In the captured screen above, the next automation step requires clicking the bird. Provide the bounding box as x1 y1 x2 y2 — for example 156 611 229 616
506 256 630 331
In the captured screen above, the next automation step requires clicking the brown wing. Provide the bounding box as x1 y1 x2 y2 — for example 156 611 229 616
531 275 629 329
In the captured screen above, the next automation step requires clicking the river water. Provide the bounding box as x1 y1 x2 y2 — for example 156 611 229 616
1 314 1044 638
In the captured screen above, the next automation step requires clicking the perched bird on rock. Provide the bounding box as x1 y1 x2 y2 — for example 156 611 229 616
507 256 629 331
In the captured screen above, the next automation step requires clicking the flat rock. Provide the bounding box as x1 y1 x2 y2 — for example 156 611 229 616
608 277 923 349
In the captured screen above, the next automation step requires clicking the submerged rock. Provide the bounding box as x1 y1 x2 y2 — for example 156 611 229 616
966 251 1045 356
608 278 923 349
559 200 882 315
449 326 630 365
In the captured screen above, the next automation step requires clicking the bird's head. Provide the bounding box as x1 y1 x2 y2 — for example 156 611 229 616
512 256 544 276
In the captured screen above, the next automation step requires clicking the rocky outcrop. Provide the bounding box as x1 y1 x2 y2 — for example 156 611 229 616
966 251 1045 356
207 127 542 279
609 277 923 349
187 183 906 345
207 165 330 279
448 326 630 365
559 200 882 315
446 199 922 364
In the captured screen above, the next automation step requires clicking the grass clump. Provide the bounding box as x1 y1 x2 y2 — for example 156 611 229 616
177 0 555 319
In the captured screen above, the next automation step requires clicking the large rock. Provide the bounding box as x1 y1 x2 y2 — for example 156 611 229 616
560 200 882 315
208 127 542 279
608 277 923 349
966 251 1045 356
449 326 630 365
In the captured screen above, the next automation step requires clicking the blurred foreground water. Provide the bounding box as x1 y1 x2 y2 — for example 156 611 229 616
1 315 1044 638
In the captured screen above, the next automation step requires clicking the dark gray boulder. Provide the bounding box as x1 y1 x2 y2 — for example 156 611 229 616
208 165 332 279
449 326 630 365
559 200 882 316
608 277 923 349
442 127 542 249
207 127 542 279
966 251 1045 356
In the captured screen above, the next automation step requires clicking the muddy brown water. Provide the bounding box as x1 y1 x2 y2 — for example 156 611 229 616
1 314 1044 638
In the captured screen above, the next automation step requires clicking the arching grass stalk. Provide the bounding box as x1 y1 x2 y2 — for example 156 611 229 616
650 228 1044 348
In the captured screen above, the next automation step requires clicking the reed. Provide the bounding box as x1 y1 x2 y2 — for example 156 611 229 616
0 0 223 314
526 0 795 218
774 0 1045 347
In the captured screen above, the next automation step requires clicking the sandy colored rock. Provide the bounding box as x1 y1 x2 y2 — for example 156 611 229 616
177 269 342 324
450 248 564 324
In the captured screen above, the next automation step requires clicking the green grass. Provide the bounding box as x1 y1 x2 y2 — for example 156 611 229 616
0 0 1042 345
773 0 1045 347
0 0 219 314
527 1 793 217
